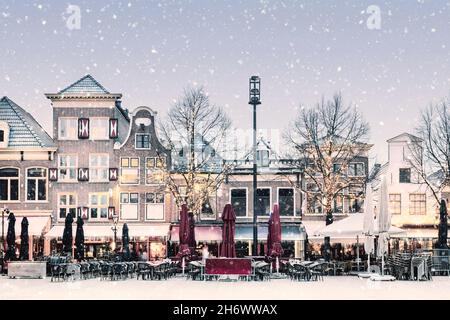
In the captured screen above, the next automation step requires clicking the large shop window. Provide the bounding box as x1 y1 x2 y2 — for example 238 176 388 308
255 188 271 216
389 194 402 215
145 193 164 220
26 168 47 201
0 168 19 202
136 134 151 149
89 193 109 220
58 193 77 220
409 194 426 215
120 157 140 184
90 118 110 140
278 188 295 216
348 198 363 213
59 155 78 182
120 193 139 220
231 188 247 217
89 154 109 182
58 118 78 140
348 163 365 177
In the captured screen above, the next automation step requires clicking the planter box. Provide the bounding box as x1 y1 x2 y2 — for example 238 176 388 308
205 258 252 276
7 261 47 279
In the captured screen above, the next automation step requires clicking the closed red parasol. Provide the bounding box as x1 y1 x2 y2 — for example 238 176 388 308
268 204 283 258
220 204 236 258
178 204 191 257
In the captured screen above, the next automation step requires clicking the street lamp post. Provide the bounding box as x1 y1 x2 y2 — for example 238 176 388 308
1 208 9 273
249 76 261 256
110 212 119 252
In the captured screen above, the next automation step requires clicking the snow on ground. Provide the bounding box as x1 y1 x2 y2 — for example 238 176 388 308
0 276 448 300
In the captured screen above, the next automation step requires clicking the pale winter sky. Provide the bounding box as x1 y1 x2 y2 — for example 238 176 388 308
1 0 450 165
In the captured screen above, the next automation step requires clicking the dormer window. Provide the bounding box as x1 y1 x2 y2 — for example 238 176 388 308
0 121 10 148
257 150 270 167
135 134 150 149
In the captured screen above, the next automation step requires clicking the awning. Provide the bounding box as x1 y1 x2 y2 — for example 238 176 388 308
45 224 170 239
390 228 445 239
15 216 51 236
170 226 222 242
301 220 325 236
313 214 406 239
235 225 306 241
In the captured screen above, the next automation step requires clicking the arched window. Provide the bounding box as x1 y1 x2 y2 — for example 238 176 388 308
0 168 19 202
26 168 47 201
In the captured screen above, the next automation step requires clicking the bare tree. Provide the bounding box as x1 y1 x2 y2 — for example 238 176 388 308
285 93 370 225
157 87 233 215
407 99 450 205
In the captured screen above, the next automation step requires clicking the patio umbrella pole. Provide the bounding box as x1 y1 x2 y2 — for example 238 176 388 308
276 256 279 274
356 235 360 271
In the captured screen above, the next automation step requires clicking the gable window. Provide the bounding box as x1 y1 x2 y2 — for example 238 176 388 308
409 194 426 215
58 193 77 220
136 134 150 149
0 168 19 202
59 155 77 182
399 168 411 183
230 188 247 217
278 188 295 216
255 188 271 216
145 157 164 185
26 168 47 201
58 118 78 140
348 163 365 176
156 156 166 169
307 194 323 214
333 163 342 173
120 157 140 184
145 193 164 220
201 189 216 220
120 192 139 220
90 118 109 140
389 194 401 215
333 195 344 213
89 193 109 220
89 154 109 182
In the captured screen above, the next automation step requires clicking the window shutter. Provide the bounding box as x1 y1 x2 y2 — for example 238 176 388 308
108 207 116 219
49 168 58 181
78 207 89 220
78 118 90 139
109 118 118 139
109 168 118 181
78 168 89 181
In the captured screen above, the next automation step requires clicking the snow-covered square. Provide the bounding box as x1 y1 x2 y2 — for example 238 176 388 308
0 276 449 300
